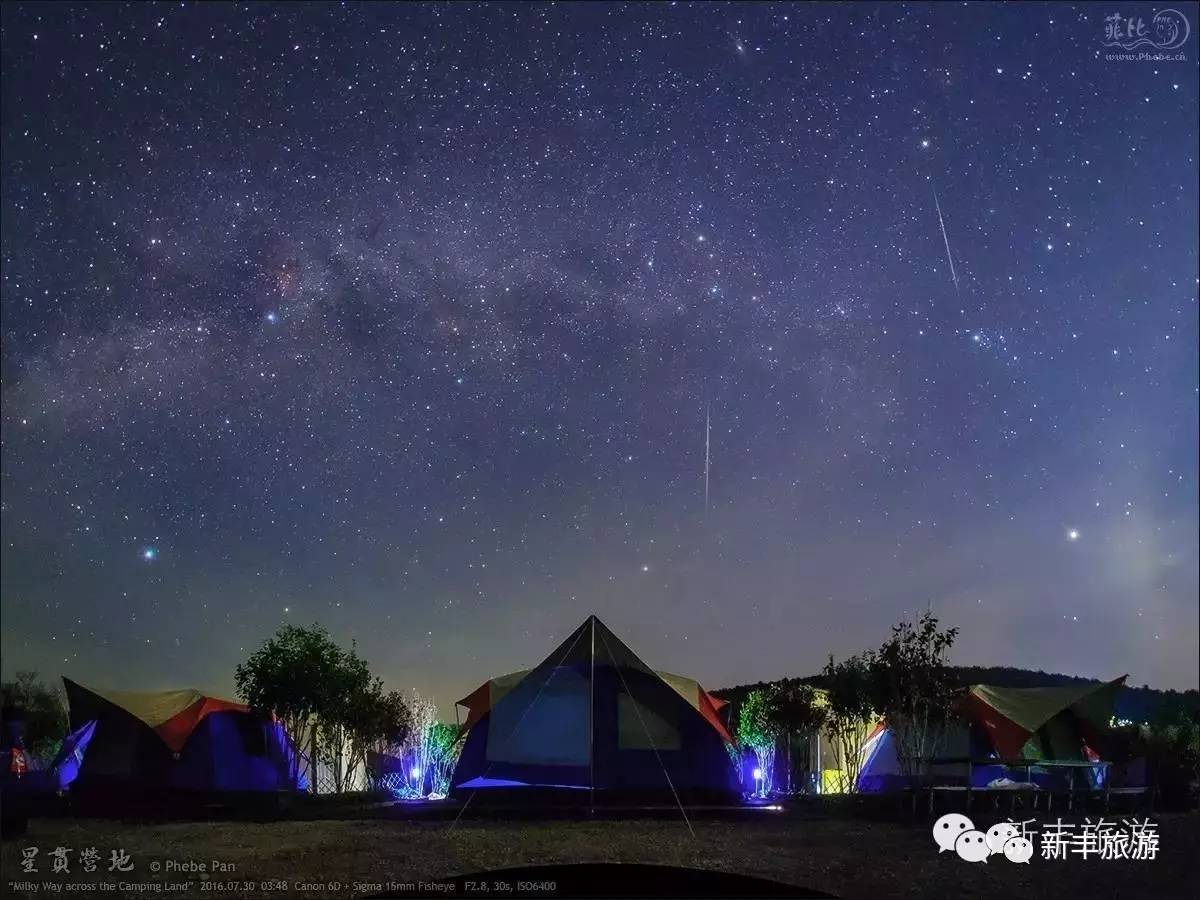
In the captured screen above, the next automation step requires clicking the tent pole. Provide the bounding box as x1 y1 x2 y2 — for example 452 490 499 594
451 624 588 832
598 627 694 837
589 615 595 817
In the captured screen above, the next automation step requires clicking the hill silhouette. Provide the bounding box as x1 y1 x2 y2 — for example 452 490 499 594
714 666 1200 725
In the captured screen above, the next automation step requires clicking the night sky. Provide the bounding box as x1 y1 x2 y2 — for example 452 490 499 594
2 3 1197 713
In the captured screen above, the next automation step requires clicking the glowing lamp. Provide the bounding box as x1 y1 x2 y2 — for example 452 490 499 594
752 768 763 780
410 766 422 780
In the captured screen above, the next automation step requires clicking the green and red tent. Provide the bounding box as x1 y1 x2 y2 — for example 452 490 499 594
959 676 1127 760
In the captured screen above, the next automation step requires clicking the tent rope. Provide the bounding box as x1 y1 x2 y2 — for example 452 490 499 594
449 623 589 830
598 629 695 838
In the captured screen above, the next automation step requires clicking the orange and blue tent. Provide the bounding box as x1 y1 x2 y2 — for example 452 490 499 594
56 678 305 795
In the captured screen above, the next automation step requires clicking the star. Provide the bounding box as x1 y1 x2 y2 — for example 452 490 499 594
0 2 1194 707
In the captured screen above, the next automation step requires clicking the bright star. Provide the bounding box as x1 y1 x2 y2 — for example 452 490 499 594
265 311 278 324
1067 529 1079 541
142 546 158 561
920 138 930 149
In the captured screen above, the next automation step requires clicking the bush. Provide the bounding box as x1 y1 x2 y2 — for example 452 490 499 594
1 672 68 765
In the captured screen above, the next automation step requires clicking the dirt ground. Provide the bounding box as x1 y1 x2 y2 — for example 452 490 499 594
3 809 1198 899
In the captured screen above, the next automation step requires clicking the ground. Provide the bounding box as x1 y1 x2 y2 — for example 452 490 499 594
2 809 1198 899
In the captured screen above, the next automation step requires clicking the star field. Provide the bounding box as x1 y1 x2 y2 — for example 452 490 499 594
1 3 1197 705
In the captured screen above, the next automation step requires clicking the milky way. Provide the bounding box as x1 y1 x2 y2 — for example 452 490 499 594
2 4 1197 706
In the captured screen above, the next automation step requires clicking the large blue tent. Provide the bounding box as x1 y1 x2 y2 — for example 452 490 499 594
452 616 738 802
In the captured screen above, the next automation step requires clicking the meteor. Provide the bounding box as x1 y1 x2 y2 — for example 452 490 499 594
932 183 960 295
704 403 710 515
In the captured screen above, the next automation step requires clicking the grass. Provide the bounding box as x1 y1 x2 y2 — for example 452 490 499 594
2 809 1198 898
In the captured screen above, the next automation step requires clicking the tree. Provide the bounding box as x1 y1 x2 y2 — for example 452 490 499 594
867 612 960 780
395 693 437 797
235 624 406 792
737 688 778 796
765 680 828 794
236 624 343 787
821 653 876 794
330 680 410 794
767 680 829 738
0 672 68 763
426 721 463 796
356 689 411 790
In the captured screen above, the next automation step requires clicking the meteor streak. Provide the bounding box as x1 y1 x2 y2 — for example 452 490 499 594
704 403 710 515
933 184 959 295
